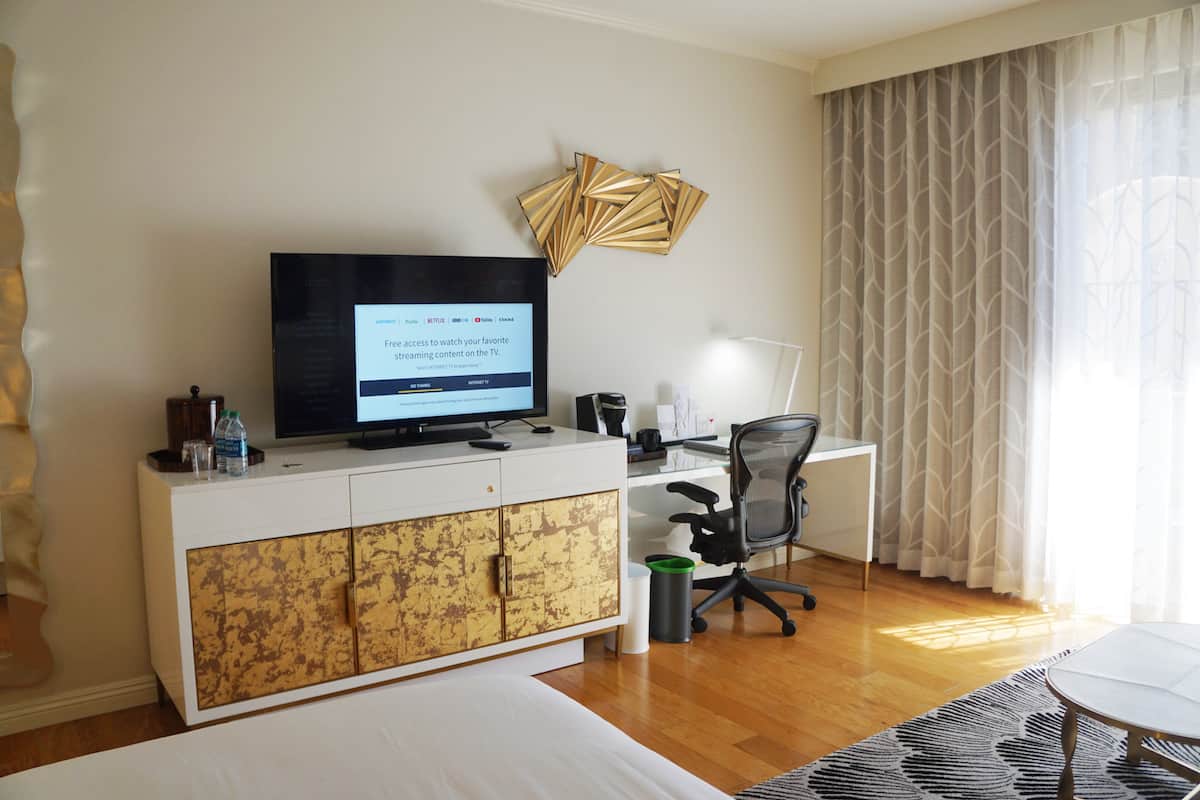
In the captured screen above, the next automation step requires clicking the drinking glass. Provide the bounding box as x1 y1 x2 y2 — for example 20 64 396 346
185 440 214 481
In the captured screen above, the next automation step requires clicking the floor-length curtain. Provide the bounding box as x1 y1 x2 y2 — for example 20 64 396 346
1030 8 1200 621
819 47 1056 593
822 6 1200 621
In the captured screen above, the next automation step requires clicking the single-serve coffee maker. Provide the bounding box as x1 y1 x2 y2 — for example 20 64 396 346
575 393 631 441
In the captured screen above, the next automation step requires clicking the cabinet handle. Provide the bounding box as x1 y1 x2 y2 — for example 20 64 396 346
345 580 357 628
496 554 507 596
487 484 495 493
504 555 514 599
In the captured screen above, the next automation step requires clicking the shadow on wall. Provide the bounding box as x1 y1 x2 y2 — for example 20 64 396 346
483 162 564 239
481 135 582 240
548 388 577 429
137 223 453 446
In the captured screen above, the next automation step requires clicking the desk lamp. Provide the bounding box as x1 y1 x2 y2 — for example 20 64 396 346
731 336 805 414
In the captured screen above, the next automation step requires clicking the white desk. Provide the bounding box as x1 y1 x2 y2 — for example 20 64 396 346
626 437 877 589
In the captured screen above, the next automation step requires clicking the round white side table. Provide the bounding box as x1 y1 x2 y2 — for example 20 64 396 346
1046 623 1200 800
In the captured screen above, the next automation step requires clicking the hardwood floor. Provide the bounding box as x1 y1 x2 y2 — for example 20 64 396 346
0 558 1109 792
0 701 187 777
545 558 1109 793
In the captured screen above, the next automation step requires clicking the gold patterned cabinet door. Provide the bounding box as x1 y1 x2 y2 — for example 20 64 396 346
353 509 503 673
502 490 621 640
185 530 356 710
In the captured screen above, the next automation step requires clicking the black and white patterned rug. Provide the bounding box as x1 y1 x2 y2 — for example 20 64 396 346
737 654 1199 799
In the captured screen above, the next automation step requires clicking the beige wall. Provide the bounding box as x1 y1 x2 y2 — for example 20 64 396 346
813 0 1195 93
0 0 821 710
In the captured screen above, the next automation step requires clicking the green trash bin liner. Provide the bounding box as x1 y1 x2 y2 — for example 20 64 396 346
646 555 696 643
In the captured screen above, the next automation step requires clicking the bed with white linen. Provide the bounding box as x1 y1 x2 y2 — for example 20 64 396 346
0 675 729 799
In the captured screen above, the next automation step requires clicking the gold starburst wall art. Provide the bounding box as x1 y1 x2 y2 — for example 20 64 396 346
517 153 708 276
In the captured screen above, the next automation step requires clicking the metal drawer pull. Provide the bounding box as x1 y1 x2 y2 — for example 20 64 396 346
345 580 357 627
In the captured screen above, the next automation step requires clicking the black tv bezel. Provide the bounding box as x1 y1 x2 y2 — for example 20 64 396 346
270 253 549 440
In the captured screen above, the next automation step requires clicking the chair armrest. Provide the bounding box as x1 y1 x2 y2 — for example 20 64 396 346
792 478 810 526
666 481 720 512
668 512 710 528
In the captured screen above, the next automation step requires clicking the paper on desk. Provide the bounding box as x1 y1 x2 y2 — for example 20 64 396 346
673 386 695 439
656 404 676 438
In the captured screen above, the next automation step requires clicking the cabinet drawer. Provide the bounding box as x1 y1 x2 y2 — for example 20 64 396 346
171 476 350 544
350 460 500 526
501 445 624 505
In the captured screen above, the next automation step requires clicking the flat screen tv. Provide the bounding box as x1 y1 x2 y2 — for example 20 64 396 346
270 253 548 447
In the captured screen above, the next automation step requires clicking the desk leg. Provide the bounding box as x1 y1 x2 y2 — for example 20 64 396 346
786 542 793 571
786 545 873 591
1058 708 1077 800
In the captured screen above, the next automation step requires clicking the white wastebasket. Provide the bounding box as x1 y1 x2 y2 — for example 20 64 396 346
605 562 651 654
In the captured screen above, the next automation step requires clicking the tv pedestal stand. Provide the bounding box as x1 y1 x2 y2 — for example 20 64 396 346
350 425 492 450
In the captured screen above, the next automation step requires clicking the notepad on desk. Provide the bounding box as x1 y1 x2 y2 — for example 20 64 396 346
682 437 731 457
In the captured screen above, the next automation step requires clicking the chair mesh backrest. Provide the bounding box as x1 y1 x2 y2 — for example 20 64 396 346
731 415 820 543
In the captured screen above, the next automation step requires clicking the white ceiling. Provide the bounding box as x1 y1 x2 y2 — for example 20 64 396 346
486 0 1043 69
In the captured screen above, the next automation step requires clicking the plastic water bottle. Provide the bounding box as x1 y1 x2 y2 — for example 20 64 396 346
226 411 249 477
213 410 232 473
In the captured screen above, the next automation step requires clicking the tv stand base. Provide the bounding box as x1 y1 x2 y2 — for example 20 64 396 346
350 426 492 450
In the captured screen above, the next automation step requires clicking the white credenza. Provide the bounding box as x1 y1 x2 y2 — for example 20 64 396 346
137 428 627 726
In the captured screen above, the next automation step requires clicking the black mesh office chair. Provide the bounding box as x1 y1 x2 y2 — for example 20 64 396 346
666 414 820 636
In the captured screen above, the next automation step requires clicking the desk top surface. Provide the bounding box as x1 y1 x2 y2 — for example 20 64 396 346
142 427 621 492
143 430 873 493
626 436 875 488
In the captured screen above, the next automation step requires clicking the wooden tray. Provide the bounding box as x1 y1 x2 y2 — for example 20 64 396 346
147 447 266 473
627 448 668 464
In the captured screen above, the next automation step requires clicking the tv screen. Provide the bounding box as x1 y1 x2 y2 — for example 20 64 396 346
271 253 548 440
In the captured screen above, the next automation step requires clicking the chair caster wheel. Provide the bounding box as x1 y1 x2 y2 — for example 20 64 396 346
803 595 817 611
733 596 745 612
691 616 708 633
781 619 797 636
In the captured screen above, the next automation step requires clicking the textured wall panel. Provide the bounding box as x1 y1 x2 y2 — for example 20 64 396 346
185 530 355 709
0 43 52 687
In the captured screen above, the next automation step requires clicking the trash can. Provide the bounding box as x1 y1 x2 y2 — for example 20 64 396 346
605 562 651 654
646 554 696 643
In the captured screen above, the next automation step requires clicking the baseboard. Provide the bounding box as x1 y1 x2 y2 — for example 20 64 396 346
0 674 158 736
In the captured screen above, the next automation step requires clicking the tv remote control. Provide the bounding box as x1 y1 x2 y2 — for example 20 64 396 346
469 439 512 451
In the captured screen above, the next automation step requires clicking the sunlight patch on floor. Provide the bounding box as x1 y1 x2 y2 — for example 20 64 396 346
877 612 1064 651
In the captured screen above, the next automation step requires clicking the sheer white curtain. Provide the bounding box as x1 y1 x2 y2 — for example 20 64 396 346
1029 7 1200 621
